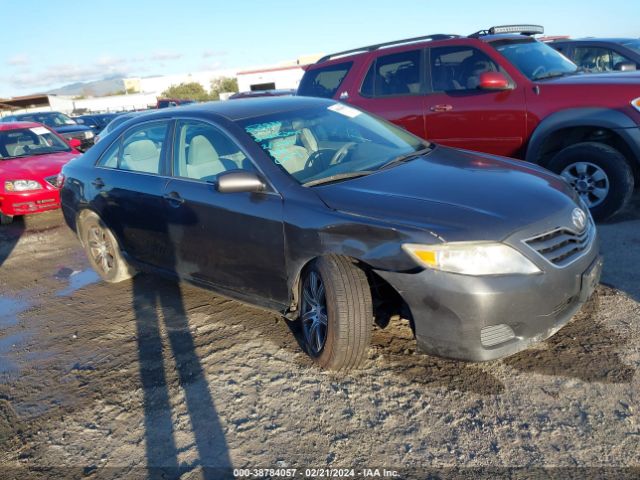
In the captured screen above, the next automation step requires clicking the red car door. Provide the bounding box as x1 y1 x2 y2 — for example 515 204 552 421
347 48 428 139
423 44 527 158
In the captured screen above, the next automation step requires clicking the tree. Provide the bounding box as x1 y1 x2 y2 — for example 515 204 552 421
209 77 238 100
160 82 212 101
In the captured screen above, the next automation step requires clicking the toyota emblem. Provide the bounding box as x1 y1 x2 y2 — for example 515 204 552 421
572 208 587 231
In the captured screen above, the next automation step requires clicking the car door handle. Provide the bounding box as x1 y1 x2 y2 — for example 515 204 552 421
163 191 185 207
91 178 105 189
430 104 453 112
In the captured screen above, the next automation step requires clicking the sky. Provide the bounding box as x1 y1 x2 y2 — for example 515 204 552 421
1 0 638 98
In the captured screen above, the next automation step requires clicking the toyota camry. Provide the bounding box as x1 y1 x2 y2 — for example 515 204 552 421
59 97 601 370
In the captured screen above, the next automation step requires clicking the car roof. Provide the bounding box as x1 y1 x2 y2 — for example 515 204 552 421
0 121 47 131
121 97 337 123
551 38 637 44
10 111 61 117
307 33 536 69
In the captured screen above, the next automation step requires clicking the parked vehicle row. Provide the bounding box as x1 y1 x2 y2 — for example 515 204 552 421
1 111 95 150
298 25 640 221
2 24 634 371
74 113 123 135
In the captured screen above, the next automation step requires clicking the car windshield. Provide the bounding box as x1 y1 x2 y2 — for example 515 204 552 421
621 39 640 55
0 126 70 159
492 38 579 80
18 112 77 128
239 103 430 185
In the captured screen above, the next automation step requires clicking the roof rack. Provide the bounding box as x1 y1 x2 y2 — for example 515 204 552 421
316 34 460 63
469 25 544 38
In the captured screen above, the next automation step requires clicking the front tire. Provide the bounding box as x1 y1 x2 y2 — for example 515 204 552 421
0 213 13 225
299 255 372 370
78 211 135 283
548 142 634 221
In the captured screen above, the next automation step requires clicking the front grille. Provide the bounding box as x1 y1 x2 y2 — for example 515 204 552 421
525 224 593 267
45 175 59 188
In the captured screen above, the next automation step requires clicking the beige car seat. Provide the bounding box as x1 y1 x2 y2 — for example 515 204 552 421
121 139 160 173
268 136 309 175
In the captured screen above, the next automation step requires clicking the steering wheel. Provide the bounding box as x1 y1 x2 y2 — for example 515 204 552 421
304 150 327 173
329 142 356 166
531 65 546 79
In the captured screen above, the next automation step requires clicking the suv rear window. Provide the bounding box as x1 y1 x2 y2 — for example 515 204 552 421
361 49 422 97
298 62 353 98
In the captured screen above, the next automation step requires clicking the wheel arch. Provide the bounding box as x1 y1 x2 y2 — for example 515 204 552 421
526 108 640 180
287 253 412 331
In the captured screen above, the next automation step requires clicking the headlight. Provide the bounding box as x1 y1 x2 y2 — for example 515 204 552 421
5 180 43 192
632 97 640 113
402 242 541 276
84 131 94 139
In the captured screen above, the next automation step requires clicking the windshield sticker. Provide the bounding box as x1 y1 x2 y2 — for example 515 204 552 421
30 127 50 136
328 103 361 118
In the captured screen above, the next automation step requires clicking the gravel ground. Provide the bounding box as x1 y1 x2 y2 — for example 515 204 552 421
0 196 638 480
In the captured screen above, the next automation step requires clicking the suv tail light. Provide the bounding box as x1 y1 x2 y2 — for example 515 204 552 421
56 173 66 189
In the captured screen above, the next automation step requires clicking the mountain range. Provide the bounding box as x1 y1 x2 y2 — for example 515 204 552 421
47 76 127 97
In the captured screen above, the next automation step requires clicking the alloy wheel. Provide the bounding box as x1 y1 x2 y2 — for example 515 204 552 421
87 225 115 275
561 161 610 208
300 271 328 356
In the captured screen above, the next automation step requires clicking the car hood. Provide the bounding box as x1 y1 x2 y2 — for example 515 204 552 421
53 124 91 134
313 147 580 242
539 71 640 85
0 151 78 180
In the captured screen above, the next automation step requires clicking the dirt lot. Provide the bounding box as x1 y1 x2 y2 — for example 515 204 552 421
0 197 639 480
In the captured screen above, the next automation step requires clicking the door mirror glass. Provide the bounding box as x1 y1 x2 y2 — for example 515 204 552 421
615 62 637 72
478 72 511 91
217 171 266 193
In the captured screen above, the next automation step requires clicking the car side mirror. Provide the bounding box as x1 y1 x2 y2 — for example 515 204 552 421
68 138 82 149
615 62 636 72
478 72 512 91
217 171 266 193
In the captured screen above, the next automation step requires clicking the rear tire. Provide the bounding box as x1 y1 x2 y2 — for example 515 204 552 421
0 213 13 225
548 142 634 221
298 255 372 371
78 211 136 283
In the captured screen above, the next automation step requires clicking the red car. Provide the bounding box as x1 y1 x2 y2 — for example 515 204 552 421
0 122 80 225
299 25 640 220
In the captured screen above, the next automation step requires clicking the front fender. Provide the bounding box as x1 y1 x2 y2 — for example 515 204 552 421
526 108 640 165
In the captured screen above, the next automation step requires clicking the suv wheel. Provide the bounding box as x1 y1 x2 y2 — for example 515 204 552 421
299 255 372 370
548 142 634 221
0 213 13 225
78 211 136 283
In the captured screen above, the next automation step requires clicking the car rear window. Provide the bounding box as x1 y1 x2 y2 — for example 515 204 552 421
297 62 353 98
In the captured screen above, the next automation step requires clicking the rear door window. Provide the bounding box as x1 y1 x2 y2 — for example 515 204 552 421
97 121 169 174
360 49 423 97
298 62 353 98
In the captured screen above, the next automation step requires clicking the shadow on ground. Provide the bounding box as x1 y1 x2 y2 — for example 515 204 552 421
0 217 25 268
133 273 232 479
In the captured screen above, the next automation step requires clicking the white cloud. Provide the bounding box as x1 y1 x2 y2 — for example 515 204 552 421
6 54 30 66
202 50 228 59
150 51 183 61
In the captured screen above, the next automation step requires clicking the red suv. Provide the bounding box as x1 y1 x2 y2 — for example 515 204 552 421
298 25 640 220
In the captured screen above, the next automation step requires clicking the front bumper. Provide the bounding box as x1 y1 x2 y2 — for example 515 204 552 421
0 189 61 216
375 244 602 362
